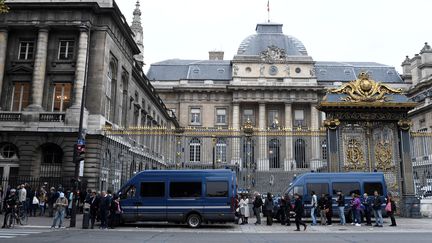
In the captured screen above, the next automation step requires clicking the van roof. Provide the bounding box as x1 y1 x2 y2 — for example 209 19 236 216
135 169 234 176
293 172 385 181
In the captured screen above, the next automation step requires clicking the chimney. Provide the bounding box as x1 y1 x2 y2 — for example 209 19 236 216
209 51 224 60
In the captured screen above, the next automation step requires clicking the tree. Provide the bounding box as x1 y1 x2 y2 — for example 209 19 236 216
0 0 9 14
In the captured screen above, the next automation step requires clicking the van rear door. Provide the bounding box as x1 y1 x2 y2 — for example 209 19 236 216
137 179 167 221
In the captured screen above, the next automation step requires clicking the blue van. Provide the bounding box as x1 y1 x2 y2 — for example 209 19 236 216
285 172 387 219
118 169 237 228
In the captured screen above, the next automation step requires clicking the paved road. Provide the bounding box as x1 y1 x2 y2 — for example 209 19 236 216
1 229 431 243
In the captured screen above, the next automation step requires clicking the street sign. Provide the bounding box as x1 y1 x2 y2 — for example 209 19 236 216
79 160 84 177
77 139 85 145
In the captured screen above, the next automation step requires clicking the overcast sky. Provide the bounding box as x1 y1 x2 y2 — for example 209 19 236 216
117 0 432 73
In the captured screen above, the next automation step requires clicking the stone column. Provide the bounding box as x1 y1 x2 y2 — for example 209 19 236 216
258 103 269 171
0 29 8 109
231 103 240 167
71 26 89 108
284 103 295 171
27 27 49 111
310 104 322 170
398 120 421 218
66 25 90 126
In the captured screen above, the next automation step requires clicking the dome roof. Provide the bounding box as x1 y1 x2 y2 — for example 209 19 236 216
237 23 308 56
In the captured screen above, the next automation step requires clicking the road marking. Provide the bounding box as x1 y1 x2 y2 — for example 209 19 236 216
0 229 46 239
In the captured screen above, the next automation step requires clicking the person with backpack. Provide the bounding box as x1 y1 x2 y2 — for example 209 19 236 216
263 192 274 226
293 193 307 231
253 193 263 225
336 191 346 225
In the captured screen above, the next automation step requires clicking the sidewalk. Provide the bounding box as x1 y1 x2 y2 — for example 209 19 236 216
2 214 432 233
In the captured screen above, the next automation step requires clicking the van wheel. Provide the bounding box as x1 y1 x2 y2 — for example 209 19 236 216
187 214 201 228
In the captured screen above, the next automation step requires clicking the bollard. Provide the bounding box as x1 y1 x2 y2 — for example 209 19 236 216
82 207 90 229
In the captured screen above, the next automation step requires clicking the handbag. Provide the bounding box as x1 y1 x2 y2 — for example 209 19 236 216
385 202 392 212
32 196 39 205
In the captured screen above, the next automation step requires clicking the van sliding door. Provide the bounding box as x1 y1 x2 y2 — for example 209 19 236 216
138 180 167 221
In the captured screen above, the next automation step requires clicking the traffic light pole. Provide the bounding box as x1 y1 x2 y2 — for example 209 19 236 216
70 25 90 228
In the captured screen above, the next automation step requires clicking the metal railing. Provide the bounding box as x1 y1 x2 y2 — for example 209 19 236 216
0 112 22 121
410 131 432 198
39 112 66 122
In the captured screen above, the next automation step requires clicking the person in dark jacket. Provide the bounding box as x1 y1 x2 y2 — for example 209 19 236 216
99 191 111 229
336 191 346 225
108 194 121 229
2 189 19 228
264 192 274 226
317 193 328 225
325 194 333 226
386 193 397 226
293 193 307 231
284 193 291 226
361 193 372 226
87 190 100 229
372 190 383 227
253 193 263 225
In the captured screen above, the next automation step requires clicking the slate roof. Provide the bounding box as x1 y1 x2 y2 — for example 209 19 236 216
147 60 403 83
237 23 308 56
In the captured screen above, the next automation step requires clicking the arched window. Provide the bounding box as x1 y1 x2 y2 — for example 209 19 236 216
321 139 327 160
295 139 306 168
105 59 117 121
189 138 201 163
0 143 19 159
40 143 63 177
215 138 227 164
102 150 111 168
269 139 280 169
121 72 129 127
129 159 136 178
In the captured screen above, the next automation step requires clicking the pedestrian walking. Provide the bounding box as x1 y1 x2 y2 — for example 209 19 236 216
239 195 249 224
386 193 397 227
318 193 327 225
88 190 100 229
253 193 263 225
372 190 384 227
264 192 274 226
361 193 372 226
31 188 39 217
38 188 47 216
18 184 27 217
310 191 317 226
336 191 346 225
47 187 56 217
351 193 361 226
108 194 121 229
293 193 307 231
51 192 68 229
325 194 333 226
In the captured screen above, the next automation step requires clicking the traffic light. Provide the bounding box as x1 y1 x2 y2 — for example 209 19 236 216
75 144 85 164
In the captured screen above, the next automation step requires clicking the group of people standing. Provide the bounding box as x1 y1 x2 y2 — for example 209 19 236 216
236 190 397 231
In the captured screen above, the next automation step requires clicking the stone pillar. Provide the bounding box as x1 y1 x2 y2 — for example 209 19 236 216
310 104 322 171
66 25 90 126
398 120 421 218
284 103 295 171
27 27 49 111
324 118 341 173
231 103 240 167
258 103 269 171
0 29 8 109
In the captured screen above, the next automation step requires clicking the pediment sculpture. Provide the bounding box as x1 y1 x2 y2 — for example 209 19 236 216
330 72 402 102
260 45 287 63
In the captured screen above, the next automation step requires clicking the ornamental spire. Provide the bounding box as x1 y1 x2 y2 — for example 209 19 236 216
131 0 144 67
131 0 142 30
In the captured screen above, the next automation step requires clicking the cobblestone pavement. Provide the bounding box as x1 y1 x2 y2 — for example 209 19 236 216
1 214 431 233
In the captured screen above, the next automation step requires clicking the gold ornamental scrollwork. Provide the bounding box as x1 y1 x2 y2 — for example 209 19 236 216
397 119 412 131
344 138 367 171
242 118 254 134
374 141 394 171
330 72 402 102
323 118 340 130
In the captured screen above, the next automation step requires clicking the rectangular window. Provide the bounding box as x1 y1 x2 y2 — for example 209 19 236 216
190 108 201 124
18 41 34 60
52 83 72 112
332 182 361 196
206 181 228 197
169 182 202 198
243 109 255 125
294 109 305 126
140 182 165 197
268 110 279 128
216 108 227 124
11 82 30 111
58 40 75 60
364 182 383 196
216 140 227 163
306 183 329 196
